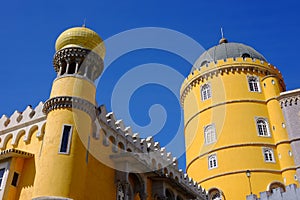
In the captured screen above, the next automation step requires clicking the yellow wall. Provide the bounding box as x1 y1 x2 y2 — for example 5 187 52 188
182 58 298 199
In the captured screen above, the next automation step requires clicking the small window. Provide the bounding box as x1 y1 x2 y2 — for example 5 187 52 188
288 150 293 157
295 175 298 181
208 154 218 169
248 76 261 92
205 124 216 144
263 148 275 163
200 60 208 67
201 83 211 101
11 172 19 187
241 53 251 59
59 125 73 154
0 168 5 188
256 118 271 137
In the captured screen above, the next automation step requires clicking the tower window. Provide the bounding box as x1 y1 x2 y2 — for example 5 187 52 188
59 125 73 154
256 118 271 137
0 168 5 189
263 148 275 163
11 172 19 187
201 83 211 101
241 53 251 59
204 124 216 144
248 76 260 92
208 154 218 169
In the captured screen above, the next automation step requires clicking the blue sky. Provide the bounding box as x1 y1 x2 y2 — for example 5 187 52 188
0 0 300 170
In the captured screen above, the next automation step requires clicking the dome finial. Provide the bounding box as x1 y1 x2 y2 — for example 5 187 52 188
219 27 228 44
82 18 87 27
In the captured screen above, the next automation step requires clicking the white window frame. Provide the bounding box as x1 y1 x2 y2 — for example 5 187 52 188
208 154 218 169
204 124 216 145
263 148 275 163
0 161 9 195
255 117 271 137
58 124 73 154
247 75 261 92
201 83 211 101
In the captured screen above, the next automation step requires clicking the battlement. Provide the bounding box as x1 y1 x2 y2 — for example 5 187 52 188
180 57 285 105
0 102 46 149
246 184 300 200
94 104 208 198
0 101 207 199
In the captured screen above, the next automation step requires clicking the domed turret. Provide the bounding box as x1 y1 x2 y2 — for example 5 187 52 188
192 40 266 72
55 27 105 60
53 26 105 81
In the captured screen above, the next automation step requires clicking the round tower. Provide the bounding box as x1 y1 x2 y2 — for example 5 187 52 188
33 26 105 199
181 38 298 199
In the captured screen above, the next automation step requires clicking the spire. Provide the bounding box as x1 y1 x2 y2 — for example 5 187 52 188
219 27 228 44
82 18 87 27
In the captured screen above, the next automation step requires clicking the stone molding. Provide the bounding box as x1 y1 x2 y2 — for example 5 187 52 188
42 96 97 119
278 89 300 108
180 58 285 106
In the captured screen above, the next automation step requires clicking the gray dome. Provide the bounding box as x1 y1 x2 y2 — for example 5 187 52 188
192 42 267 71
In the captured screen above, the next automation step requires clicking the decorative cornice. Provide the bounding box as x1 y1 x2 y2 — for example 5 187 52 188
278 89 300 108
180 58 285 106
0 148 34 160
42 96 97 119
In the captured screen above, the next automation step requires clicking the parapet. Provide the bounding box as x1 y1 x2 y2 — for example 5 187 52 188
246 184 300 200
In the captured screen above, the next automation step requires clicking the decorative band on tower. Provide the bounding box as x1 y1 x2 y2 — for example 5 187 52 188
42 96 98 120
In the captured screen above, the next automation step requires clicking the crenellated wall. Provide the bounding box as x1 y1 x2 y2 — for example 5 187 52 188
0 102 46 149
246 184 300 200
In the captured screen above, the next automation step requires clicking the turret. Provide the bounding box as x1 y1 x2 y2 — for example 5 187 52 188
32 26 105 199
181 38 298 199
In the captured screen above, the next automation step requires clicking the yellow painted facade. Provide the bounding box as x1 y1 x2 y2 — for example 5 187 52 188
0 26 206 200
181 42 299 199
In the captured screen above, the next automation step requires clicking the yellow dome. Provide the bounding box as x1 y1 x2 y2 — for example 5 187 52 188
55 27 105 59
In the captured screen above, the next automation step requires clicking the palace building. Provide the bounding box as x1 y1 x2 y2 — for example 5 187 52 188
0 26 299 200
0 27 207 200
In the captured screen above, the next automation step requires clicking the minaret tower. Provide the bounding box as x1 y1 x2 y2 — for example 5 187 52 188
181 38 298 199
33 26 105 199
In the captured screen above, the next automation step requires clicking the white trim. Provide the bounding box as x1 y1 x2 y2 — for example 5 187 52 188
204 124 216 145
255 117 271 137
262 147 276 163
58 124 73 154
201 83 212 101
247 75 261 93
0 160 10 198
208 154 218 169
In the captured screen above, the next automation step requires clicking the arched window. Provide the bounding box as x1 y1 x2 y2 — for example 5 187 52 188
263 148 275 163
165 189 175 200
205 124 216 144
248 76 260 92
256 118 270 137
208 154 218 169
201 84 211 101
268 182 285 193
209 188 224 200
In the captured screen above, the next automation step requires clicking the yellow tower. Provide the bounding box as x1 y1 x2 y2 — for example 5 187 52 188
181 38 298 199
33 26 105 199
